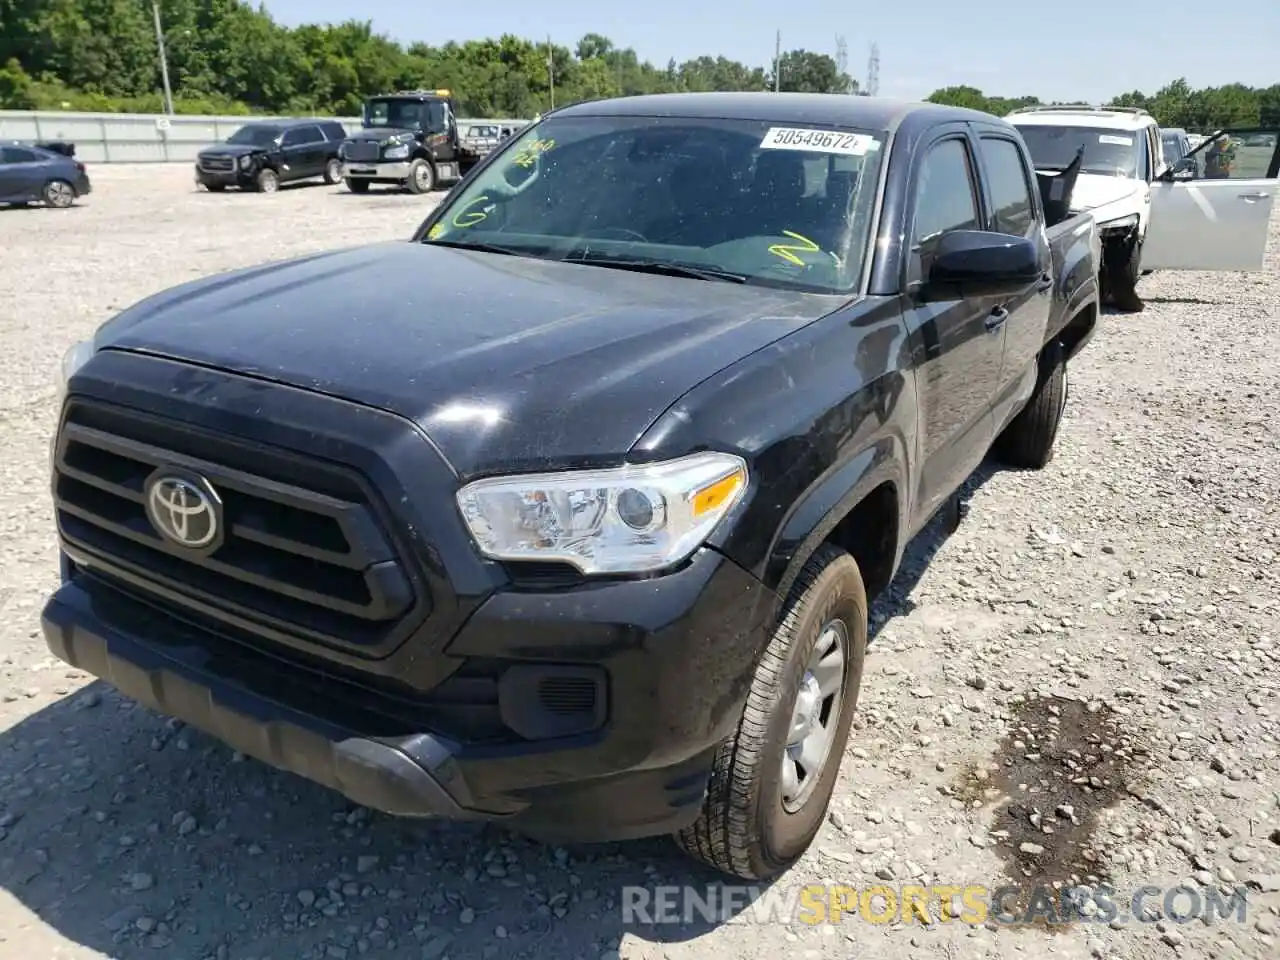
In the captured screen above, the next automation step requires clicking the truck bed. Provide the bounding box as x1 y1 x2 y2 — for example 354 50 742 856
1044 209 1100 351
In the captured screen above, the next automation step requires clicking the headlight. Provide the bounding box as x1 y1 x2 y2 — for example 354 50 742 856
58 339 95 396
456 452 749 575
238 155 252 170
339 143 349 159
53 339 95 463
1097 213 1140 232
384 143 410 160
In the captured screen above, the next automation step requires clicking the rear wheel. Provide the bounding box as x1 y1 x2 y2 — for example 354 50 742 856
43 179 75 208
323 158 342 185
344 178 370 194
407 158 435 195
255 168 279 194
994 349 1068 469
674 544 867 880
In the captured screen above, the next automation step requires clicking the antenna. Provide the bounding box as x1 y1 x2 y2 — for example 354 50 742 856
866 42 880 97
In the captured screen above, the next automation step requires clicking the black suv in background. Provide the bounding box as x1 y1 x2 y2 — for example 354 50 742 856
195 119 348 193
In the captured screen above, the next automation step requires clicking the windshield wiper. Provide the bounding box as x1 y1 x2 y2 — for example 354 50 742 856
422 238 526 257
564 252 748 284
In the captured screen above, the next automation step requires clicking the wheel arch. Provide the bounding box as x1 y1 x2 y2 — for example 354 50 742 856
763 438 907 610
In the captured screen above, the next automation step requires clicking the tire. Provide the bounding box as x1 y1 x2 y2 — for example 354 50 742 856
255 168 279 194
407 158 435 194
323 158 342 185
43 179 75 208
1104 236 1144 313
994 351 1068 469
344 177 370 194
204 183 226 193
674 544 868 880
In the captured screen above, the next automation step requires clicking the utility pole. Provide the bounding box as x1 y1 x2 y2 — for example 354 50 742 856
774 30 781 92
835 34 849 94
151 1 175 115
547 34 555 110
866 42 881 97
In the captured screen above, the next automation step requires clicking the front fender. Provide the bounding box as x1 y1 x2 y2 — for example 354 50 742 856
632 297 915 606
764 434 909 603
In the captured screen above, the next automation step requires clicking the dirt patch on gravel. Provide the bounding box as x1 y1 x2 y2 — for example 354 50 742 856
954 695 1150 927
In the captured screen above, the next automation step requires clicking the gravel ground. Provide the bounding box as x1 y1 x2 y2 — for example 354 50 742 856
0 164 1277 960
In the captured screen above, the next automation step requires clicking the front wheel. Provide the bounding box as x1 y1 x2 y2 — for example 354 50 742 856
344 178 370 194
1103 236 1144 313
674 544 867 880
255 168 279 193
323 158 342 185
406 158 435 194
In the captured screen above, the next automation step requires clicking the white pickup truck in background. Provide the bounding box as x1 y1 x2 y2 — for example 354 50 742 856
1007 104 1280 312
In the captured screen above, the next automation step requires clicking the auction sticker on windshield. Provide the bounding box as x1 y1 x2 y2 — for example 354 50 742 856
1099 135 1134 146
760 127 878 155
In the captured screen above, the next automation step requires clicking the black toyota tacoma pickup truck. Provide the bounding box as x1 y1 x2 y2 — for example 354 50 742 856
44 93 1099 881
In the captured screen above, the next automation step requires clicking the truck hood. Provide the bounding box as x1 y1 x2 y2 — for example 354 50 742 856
198 143 263 159
94 241 844 479
1065 173 1144 213
346 127 417 144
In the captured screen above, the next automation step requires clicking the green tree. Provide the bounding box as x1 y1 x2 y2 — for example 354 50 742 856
926 82 1275 132
926 85 993 111
769 49 854 94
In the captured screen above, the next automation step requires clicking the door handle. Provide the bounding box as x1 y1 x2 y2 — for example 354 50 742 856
1238 192 1271 201
985 307 1009 332
1036 272 1054 292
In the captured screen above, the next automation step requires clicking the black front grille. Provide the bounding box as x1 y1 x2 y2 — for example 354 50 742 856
53 399 428 654
344 141 380 163
199 155 235 172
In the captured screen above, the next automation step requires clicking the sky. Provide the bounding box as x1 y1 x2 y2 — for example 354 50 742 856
261 0 1277 104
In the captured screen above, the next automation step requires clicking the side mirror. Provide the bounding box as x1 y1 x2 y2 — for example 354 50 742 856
922 230 1041 299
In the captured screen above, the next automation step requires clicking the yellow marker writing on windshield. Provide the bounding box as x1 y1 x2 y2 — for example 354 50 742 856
427 223 444 239
512 138 556 168
768 231 821 266
452 195 492 228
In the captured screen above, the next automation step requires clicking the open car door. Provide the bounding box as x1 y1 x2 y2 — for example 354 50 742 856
1142 127 1279 271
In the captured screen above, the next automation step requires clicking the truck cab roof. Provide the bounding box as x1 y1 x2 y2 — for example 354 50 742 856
552 92 1010 135
373 90 454 101
1007 105 1157 132
234 118 335 129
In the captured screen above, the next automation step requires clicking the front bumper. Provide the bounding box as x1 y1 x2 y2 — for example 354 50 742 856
341 160 411 181
194 163 252 189
43 545 775 842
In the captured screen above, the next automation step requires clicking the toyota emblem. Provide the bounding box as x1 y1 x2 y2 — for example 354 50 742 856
145 474 221 550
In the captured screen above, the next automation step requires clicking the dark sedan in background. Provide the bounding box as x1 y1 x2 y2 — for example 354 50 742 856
0 141 91 208
195 118 348 193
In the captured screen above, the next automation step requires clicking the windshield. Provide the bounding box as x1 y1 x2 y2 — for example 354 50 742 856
365 99 425 130
419 114 886 294
1016 124 1141 177
1161 135 1184 160
226 125 281 146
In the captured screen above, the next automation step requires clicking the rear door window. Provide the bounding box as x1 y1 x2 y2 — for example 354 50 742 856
283 126 323 147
